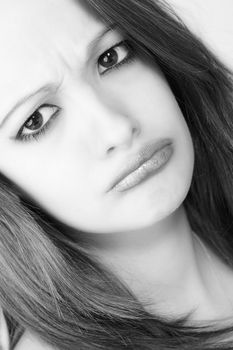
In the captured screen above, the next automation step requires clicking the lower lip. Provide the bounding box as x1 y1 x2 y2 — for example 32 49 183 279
111 144 173 192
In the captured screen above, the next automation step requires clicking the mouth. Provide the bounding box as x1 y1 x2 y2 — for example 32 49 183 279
107 138 173 193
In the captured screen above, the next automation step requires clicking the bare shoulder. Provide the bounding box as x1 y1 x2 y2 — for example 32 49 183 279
1 308 57 350
14 331 56 350
0 309 9 350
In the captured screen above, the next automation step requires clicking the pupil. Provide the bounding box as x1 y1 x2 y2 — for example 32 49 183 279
25 111 43 130
100 49 118 68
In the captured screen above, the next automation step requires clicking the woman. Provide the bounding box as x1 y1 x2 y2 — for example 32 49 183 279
1 0 233 349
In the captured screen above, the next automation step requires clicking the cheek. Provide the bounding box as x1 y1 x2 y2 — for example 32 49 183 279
0 61 195 233
99 61 184 132
95 65 195 229
0 146 89 213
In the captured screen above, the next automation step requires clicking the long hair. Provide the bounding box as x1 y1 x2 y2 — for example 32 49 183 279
1 0 233 349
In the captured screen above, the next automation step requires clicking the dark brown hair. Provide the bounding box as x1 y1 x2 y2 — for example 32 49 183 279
1 0 233 349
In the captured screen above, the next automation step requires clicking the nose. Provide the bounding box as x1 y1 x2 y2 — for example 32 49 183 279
96 113 140 158
81 85 141 158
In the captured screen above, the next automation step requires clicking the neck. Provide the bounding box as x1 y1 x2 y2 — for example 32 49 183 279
78 206 233 324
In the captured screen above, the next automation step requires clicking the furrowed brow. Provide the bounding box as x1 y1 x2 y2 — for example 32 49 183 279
0 24 117 130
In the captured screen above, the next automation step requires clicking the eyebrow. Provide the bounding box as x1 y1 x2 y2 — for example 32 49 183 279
0 24 116 130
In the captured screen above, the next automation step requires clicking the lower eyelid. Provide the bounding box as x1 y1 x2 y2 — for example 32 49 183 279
15 108 61 143
98 39 134 63
100 52 136 76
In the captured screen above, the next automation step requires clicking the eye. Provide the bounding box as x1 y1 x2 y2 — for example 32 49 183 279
16 104 61 142
97 40 135 75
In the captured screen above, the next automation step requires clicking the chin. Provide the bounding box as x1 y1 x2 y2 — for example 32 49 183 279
133 190 187 228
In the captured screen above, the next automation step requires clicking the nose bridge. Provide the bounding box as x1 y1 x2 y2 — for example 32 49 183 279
77 83 140 157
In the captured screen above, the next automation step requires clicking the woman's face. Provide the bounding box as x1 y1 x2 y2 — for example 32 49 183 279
0 0 194 233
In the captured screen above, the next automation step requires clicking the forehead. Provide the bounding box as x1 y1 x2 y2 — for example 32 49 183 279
0 0 100 49
0 0 104 114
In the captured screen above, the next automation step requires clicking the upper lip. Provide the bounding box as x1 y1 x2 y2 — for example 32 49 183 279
107 138 172 192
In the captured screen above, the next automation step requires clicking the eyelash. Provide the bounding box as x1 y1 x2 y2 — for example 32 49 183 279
15 105 61 143
97 40 136 76
16 40 136 143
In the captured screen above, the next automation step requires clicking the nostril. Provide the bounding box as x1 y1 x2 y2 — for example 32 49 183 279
107 124 140 154
107 146 115 154
132 121 141 137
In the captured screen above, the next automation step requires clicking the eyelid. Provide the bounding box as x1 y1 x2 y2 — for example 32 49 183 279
90 29 125 62
2 83 62 135
100 40 125 54
87 24 118 59
97 40 127 70
97 40 135 76
16 103 54 134
15 103 61 142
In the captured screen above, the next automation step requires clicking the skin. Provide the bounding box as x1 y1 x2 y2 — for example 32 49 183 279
0 0 193 233
0 309 9 350
1 0 233 348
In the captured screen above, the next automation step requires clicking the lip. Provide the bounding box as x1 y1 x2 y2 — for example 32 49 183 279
107 138 173 192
